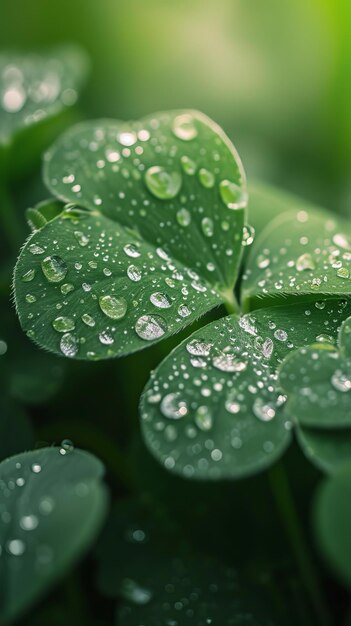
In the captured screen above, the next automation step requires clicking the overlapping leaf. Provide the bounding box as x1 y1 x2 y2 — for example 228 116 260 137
242 205 351 307
0 46 88 147
280 316 351 472
140 299 351 479
14 111 247 359
0 446 107 624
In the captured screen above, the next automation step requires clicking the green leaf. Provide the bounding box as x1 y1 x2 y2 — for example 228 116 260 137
0 46 88 148
279 315 351 472
314 464 351 586
242 202 351 308
97 500 279 626
296 426 351 474
14 111 247 360
0 446 108 624
140 299 351 479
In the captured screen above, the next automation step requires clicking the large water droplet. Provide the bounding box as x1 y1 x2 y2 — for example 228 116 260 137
213 354 247 372
123 243 141 258
41 255 68 283
161 392 188 419
127 265 142 282
52 316 75 333
150 292 172 308
99 295 127 320
186 338 213 356
145 166 182 200
172 114 198 141
219 180 247 209
195 405 213 431
296 253 315 272
331 369 351 392
20 515 39 531
74 231 90 247
135 315 167 340
198 168 215 188
253 397 276 421
21 269 35 282
60 333 79 358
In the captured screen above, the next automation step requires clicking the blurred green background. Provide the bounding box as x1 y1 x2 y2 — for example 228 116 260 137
2 0 351 214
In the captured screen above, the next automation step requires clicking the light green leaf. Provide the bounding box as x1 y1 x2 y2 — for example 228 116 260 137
0 446 108 624
14 111 247 360
314 464 351 586
242 204 351 308
0 46 88 147
140 299 351 479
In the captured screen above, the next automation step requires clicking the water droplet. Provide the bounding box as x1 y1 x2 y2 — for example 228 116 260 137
74 231 89 247
25 294 36 303
99 330 114 345
117 131 137 146
186 338 213 356
257 254 270 269
296 252 315 272
172 114 198 141
180 155 196 175
161 392 188 419
201 217 214 237
135 315 167 340
6 539 25 556
253 398 276 421
59 439 74 455
123 243 141 258
31 463 42 473
213 354 247 372
20 514 39 531
337 267 350 279
82 313 96 327
127 265 141 282
262 337 274 358
331 369 351 392
219 180 247 209
52 316 75 333
21 269 35 282
176 208 191 226
29 244 44 255
60 333 79 358
333 233 351 250
41 255 68 283
120 578 152 605
99 295 127 320
195 405 213 431
150 292 172 308
178 304 191 318
274 329 287 342
198 168 215 188
242 224 255 246
145 166 182 200
225 391 241 414
61 283 74 295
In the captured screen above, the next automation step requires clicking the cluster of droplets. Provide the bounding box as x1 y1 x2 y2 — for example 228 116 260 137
21 212 222 358
0 53 78 139
242 209 351 298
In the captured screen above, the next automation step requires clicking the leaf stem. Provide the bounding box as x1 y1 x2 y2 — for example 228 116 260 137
268 461 333 626
221 287 240 315
0 178 22 253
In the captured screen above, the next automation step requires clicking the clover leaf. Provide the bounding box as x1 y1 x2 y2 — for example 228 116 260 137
0 446 108 624
140 299 351 479
242 206 351 308
0 46 88 170
14 111 247 359
279 315 351 472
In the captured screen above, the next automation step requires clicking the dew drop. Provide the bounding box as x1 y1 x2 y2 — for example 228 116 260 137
99 295 127 320
253 397 276 421
178 304 191 318
172 114 198 141
296 252 315 272
219 180 247 209
123 243 141 258
201 217 214 237
213 354 247 372
150 292 172 308
135 314 167 341
60 333 79 358
195 405 213 431
331 369 351 392
161 392 188 419
52 316 75 333
242 224 255 246
41 255 68 283
198 168 215 188
59 439 74 455
127 265 142 282
180 155 196 175
21 269 35 282
186 338 213 356
82 313 96 327
145 166 182 200
176 208 191 226
20 514 39 531
6 539 25 556
74 231 90 247
29 244 44 255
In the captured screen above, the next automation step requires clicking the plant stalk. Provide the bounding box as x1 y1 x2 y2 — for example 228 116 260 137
268 461 333 626
221 287 240 315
